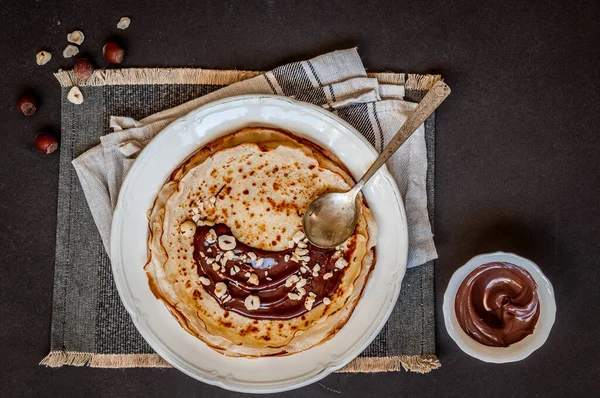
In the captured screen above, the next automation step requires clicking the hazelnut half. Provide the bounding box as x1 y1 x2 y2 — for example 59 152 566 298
244 295 260 310
63 44 79 58
67 87 84 104
35 133 59 154
17 96 37 116
103 42 125 64
117 17 131 30
67 30 85 45
36 51 52 65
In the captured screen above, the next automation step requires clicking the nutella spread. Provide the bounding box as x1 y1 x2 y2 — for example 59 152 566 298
455 262 540 347
194 223 348 320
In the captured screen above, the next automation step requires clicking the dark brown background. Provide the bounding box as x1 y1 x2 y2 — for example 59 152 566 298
1 0 598 396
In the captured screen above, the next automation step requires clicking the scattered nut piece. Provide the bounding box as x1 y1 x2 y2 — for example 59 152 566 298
292 231 305 243
255 258 264 267
300 266 309 273
309 292 316 298
67 30 85 45
223 294 233 303
247 252 257 261
244 272 251 278
295 248 309 256
296 278 307 288
192 214 201 223
218 235 236 251
35 133 59 154
223 250 235 260
215 253 223 261
219 257 227 267
199 276 210 286
335 257 348 269
297 241 307 249
247 273 259 286
230 267 236 276
17 96 37 116
297 287 306 296
323 297 331 305
304 296 315 311
204 219 215 226
285 275 299 287
288 292 301 300
117 16 131 30
67 86 83 104
36 51 52 65
233 265 240 273
300 255 311 262
74 58 94 80
103 42 125 64
287 240 295 248
266 277 272 281
63 44 79 58
313 264 321 273
211 263 220 271
206 257 215 265
214 282 227 298
284 254 290 262
206 228 217 243
192 207 199 214
244 295 260 310
180 220 196 237
323 272 333 280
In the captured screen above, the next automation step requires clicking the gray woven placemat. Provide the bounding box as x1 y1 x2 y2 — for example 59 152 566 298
41 69 440 373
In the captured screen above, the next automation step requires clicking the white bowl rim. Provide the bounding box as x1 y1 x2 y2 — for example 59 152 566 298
443 251 556 363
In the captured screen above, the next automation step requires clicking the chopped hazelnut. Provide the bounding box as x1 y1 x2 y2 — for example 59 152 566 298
214 282 227 298
244 295 260 310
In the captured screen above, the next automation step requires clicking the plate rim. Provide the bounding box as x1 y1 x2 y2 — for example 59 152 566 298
110 94 408 393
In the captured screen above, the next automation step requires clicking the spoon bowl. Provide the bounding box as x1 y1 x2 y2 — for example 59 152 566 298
302 191 360 248
303 81 451 248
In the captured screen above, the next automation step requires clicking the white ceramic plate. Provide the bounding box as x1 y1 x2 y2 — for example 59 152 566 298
111 95 408 393
443 252 556 363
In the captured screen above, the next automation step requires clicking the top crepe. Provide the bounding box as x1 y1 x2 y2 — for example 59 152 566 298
145 127 377 357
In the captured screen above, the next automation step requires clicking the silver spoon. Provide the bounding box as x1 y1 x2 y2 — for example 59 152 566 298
303 81 451 248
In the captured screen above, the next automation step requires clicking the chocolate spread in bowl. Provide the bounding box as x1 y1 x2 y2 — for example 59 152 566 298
455 262 540 347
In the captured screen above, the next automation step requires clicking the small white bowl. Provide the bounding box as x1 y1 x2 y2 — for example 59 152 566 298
443 252 556 363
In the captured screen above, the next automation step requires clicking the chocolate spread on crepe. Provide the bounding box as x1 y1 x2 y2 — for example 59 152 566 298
454 262 540 347
145 128 377 357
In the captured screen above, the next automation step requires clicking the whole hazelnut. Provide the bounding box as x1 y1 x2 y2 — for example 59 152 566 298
35 133 59 154
103 42 125 64
17 96 37 116
74 58 94 80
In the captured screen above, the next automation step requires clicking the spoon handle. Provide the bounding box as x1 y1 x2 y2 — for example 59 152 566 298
352 80 451 192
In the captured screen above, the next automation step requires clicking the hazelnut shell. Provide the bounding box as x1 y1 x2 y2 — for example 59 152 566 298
17 96 37 116
74 58 94 80
35 133 59 154
103 42 125 64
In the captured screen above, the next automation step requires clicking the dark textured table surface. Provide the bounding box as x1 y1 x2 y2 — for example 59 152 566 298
1 1 598 396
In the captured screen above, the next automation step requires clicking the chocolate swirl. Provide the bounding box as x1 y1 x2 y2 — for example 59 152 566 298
455 262 540 347
193 224 348 320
